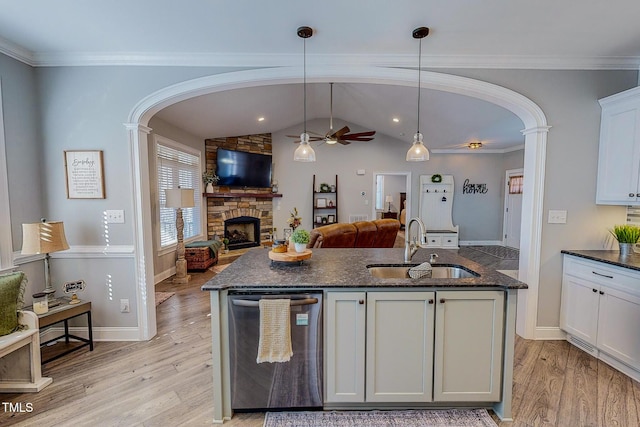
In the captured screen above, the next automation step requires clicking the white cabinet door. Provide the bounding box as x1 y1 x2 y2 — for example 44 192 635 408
325 292 366 403
366 291 435 402
596 93 640 204
433 290 504 402
597 286 640 370
560 274 600 346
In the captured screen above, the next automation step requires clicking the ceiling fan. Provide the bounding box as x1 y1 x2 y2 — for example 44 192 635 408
289 83 376 145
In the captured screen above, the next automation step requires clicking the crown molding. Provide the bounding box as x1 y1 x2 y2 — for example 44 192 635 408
1 39 638 70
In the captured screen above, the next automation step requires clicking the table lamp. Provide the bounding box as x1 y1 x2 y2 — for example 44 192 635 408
385 195 393 212
165 188 195 284
21 219 70 307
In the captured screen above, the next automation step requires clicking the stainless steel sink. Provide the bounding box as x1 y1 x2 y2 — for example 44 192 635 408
367 264 479 279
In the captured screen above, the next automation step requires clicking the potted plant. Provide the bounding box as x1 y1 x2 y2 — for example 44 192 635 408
291 228 310 253
610 224 640 256
203 170 220 193
222 237 230 253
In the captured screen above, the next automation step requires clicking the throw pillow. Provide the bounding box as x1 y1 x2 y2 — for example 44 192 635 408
0 271 26 336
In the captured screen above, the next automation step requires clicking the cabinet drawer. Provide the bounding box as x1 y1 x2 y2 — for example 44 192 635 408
441 235 458 247
426 236 442 246
563 255 640 297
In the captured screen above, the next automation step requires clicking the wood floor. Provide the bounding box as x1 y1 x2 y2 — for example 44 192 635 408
2 259 640 426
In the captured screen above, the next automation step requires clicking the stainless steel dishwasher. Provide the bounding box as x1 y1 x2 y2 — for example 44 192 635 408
228 292 323 411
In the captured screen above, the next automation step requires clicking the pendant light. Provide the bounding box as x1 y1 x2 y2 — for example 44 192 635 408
294 26 316 162
406 26 430 162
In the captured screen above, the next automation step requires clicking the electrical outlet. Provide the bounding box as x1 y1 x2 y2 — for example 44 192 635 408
120 299 130 313
106 210 125 224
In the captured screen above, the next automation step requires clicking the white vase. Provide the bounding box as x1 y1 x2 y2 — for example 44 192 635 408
294 242 307 253
206 183 214 193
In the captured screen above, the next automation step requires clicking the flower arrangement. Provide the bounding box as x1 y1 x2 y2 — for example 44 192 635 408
203 170 220 185
287 207 301 230
291 228 310 244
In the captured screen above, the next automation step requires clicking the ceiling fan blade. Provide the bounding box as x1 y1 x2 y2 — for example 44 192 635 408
337 139 351 145
328 126 350 139
290 136 324 143
342 137 374 142
344 130 376 138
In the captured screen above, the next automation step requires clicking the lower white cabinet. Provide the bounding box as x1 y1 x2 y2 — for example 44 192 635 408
325 289 504 404
366 292 435 402
433 290 504 402
561 255 640 379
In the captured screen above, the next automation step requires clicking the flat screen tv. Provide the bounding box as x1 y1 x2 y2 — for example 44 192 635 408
216 148 272 188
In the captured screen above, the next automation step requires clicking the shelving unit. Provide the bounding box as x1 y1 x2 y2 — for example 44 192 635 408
312 175 338 227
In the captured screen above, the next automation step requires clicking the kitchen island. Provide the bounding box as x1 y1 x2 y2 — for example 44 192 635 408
203 247 527 423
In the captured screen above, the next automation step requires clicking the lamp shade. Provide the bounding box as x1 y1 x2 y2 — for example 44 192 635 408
21 220 70 255
165 188 195 208
293 133 316 162
385 195 393 203
406 132 430 161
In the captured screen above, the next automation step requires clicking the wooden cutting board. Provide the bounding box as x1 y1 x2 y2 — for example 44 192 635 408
268 248 312 263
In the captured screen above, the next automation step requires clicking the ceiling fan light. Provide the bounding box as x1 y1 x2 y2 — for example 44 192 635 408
325 137 338 145
406 132 430 161
294 133 316 162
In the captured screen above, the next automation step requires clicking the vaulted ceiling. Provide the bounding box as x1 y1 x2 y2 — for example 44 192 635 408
1 1 639 150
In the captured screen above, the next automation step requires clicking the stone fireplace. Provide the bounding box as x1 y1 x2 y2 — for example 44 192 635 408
224 216 260 250
203 133 279 249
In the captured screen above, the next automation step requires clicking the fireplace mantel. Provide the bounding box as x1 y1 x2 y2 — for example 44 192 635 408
203 193 282 199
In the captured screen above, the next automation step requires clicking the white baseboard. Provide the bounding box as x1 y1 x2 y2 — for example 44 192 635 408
41 326 141 342
534 326 566 340
459 240 504 246
154 267 176 285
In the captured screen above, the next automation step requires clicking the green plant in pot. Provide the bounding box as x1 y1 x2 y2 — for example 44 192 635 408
291 228 310 253
610 224 640 256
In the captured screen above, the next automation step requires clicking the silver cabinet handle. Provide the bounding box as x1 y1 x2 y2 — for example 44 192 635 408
592 271 613 279
232 297 318 308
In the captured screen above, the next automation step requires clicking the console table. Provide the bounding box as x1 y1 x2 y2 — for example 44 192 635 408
26 297 93 364
381 211 398 220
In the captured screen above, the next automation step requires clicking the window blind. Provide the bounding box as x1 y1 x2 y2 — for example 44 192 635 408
157 142 201 248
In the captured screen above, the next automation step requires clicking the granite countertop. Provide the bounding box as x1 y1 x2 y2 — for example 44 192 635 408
561 249 640 272
202 247 527 291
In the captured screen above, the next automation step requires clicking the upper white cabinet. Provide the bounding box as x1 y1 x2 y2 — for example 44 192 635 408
597 87 640 205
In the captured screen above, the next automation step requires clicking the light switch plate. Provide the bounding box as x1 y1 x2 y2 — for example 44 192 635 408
106 210 125 224
548 210 567 224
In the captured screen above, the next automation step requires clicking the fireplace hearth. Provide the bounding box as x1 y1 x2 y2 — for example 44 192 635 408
224 216 260 250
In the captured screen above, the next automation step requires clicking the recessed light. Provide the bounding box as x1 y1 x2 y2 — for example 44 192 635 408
258 117 265 122
392 117 400 123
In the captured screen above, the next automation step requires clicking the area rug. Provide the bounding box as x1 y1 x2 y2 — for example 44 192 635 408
209 263 230 274
469 245 519 260
264 409 497 427
155 291 175 306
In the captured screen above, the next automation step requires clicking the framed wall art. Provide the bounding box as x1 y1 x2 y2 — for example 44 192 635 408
64 150 106 199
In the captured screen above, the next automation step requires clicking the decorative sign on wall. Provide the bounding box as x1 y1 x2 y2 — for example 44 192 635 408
462 178 488 194
64 150 105 199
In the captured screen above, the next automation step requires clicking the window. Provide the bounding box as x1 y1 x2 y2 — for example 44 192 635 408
375 175 384 210
156 137 202 248
508 175 524 194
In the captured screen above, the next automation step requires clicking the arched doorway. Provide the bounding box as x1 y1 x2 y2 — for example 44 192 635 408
126 66 548 340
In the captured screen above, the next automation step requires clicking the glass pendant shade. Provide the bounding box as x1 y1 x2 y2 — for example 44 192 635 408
406 132 429 161
294 133 316 162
